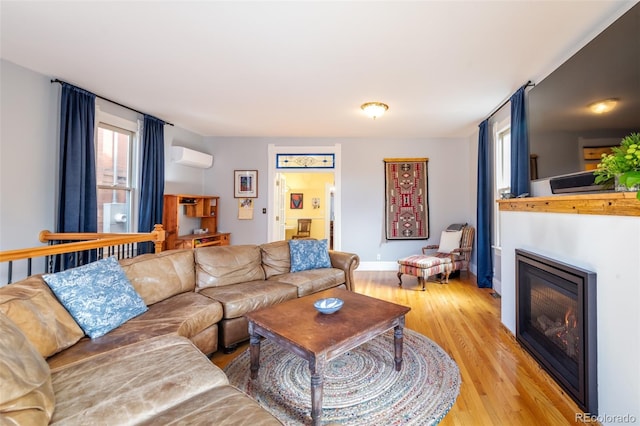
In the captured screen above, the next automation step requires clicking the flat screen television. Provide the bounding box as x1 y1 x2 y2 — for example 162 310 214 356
527 3 640 182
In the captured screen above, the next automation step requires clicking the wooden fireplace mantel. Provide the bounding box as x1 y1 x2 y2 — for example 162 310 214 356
497 192 640 217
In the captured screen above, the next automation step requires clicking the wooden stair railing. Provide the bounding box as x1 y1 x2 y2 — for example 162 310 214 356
0 224 165 284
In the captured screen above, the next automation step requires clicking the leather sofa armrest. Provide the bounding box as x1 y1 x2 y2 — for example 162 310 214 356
328 251 360 292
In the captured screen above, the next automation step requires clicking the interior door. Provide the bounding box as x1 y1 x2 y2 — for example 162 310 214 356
274 173 286 240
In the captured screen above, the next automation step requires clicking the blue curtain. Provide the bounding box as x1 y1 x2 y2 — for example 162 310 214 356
476 119 493 288
57 83 97 234
138 115 165 254
510 85 529 196
56 83 97 268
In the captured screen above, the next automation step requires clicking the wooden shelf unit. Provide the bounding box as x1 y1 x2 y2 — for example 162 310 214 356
582 145 614 171
163 194 230 250
174 232 230 249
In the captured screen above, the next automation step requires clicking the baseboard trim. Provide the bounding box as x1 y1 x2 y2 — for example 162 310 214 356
357 261 479 277
357 261 398 271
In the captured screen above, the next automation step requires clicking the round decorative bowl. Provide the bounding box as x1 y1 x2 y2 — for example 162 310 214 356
313 297 344 314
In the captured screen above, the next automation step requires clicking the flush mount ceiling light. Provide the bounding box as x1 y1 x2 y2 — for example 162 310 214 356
361 102 389 119
588 98 618 114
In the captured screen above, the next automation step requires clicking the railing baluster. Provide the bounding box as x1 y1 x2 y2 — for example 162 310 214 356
2 226 164 280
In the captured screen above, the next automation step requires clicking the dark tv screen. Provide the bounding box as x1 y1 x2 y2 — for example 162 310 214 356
527 3 640 180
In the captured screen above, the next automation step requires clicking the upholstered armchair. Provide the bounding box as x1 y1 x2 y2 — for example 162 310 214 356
422 224 475 276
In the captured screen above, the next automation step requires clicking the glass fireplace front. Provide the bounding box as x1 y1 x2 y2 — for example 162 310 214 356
516 249 597 414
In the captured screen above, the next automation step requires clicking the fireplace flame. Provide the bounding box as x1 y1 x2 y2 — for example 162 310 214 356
535 308 580 360
564 307 577 329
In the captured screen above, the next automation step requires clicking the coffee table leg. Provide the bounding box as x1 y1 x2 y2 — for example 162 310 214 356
248 322 261 380
394 325 404 371
309 357 325 426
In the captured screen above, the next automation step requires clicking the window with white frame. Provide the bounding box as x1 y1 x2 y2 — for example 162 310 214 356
493 119 511 246
95 111 138 233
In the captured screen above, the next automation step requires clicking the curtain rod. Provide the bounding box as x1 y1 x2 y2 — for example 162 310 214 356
50 79 174 126
486 81 535 121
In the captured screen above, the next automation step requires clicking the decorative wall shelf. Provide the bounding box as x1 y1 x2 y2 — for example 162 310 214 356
497 192 640 217
163 194 228 250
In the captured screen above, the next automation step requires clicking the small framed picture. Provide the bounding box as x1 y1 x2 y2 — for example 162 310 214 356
234 170 258 198
290 193 303 209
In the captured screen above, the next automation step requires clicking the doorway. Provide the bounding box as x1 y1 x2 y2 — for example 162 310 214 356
278 172 334 244
267 144 341 250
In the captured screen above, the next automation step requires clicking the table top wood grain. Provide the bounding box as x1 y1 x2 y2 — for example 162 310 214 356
246 287 410 359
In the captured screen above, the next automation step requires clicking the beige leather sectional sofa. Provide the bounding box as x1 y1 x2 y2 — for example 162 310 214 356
0 241 359 425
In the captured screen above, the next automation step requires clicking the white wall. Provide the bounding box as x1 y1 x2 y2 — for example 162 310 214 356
203 136 475 264
164 127 208 195
0 59 207 282
1 60 478 274
500 210 640 423
0 60 58 251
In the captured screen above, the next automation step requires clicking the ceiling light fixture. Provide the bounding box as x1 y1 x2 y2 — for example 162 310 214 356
588 98 618 114
361 102 389 119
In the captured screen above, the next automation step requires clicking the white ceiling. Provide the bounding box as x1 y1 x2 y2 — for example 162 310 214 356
1 1 636 139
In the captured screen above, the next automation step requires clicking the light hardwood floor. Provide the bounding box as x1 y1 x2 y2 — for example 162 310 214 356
212 270 589 425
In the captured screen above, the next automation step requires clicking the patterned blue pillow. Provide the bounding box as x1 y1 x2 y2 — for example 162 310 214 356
43 256 147 339
289 239 331 273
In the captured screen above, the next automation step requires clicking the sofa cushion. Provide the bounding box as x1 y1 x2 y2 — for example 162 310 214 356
43 256 148 339
189 324 219 355
289 239 331 272
195 245 265 289
50 335 229 425
136 385 283 425
47 292 223 372
267 268 346 297
124 291 223 339
198 281 297 319
120 249 196 305
260 240 291 279
0 312 55 425
0 275 84 357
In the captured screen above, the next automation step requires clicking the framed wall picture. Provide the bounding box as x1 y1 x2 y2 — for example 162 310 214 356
234 170 258 198
290 193 303 209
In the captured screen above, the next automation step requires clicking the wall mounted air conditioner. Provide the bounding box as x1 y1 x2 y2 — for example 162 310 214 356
171 146 213 169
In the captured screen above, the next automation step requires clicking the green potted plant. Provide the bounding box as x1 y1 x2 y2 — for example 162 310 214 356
594 132 640 199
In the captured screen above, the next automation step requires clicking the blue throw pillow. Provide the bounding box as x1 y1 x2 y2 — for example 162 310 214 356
289 239 331 273
43 256 147 339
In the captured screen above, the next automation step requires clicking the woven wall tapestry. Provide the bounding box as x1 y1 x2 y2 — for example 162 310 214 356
384 158 429 240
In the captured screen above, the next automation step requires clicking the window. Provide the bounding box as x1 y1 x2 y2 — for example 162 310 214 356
96 122 136 233
495 125 511 198
493 119 511 246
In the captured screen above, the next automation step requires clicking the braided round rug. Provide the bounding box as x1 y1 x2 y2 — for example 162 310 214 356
224 328 460 425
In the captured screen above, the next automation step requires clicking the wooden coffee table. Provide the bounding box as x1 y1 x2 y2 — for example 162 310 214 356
245 288 411 426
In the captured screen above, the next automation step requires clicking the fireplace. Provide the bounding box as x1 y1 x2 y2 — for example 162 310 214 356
515 249 597 414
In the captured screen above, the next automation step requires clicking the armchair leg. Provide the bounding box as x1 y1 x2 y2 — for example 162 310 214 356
397 271 403 287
